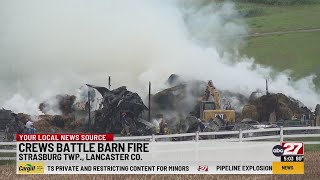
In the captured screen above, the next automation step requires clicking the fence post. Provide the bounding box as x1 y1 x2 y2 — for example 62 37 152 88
152 134 155 142
239 129 243 142
195 131 199 142
280 126 283 143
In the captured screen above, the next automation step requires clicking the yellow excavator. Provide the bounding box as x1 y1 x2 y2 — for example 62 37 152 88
200 80 236 122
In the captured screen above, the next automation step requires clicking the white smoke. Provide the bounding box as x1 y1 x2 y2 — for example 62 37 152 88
2 94 42 115
75 86 101 111
0 0 319 115
39 96 62 115
75 86 97 103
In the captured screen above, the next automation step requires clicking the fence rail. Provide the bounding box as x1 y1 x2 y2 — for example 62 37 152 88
1 126 320 160
113 126 320 142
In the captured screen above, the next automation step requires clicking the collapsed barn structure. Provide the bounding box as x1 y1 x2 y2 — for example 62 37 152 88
1 75 320 140
86 84 154 135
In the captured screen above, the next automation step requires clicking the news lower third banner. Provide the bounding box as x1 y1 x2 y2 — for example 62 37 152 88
16 134 304 174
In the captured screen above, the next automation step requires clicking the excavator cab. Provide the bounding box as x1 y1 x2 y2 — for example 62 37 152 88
200 101 235 122
200 101 216 113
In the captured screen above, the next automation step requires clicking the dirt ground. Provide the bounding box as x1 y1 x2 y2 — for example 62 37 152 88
0 151 319 180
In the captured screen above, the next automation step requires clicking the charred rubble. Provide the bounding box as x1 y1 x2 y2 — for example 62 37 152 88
86 84 155 135
2 74 320 137
151 75 248 134
241 93 313 122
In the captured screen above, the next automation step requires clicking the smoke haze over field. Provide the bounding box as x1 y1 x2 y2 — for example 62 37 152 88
0 0 319 114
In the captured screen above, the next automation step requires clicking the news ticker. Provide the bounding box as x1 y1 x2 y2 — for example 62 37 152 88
16 134 304 174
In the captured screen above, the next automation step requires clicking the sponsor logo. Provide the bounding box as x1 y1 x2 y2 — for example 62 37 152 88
17 162 44 174
198 165 208 172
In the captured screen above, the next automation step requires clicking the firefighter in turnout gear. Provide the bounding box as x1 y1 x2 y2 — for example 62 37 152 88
159 118 169 135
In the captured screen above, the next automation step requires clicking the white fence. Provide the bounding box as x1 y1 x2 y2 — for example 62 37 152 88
114 126 320 142
1 126 319 161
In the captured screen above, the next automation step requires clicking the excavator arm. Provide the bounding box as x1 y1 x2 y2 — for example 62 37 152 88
200 80 235 122
202 80 221 110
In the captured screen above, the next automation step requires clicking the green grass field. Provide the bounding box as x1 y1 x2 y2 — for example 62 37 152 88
284 137 320 151
91 0 319 154
305 144 320 151
239 2 320 33
243 32 320 76
238 1 320 88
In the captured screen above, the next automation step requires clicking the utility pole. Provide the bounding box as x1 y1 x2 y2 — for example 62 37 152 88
88 90 91 132
266 79 269 96
108 76 111 90
148 81 151 122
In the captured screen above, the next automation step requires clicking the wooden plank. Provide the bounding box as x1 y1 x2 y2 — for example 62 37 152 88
242 128 280 134
114 135 152 141
199 131 239 136
243 135 280 141
283 134 320 138
284 127 320 131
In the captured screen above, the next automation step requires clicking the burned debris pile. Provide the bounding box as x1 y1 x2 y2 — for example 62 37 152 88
152 80 207 114
151 79 207 133
241 93 313 122
150 75 248 133
2 74 319 138
0 109 14 130
86 84 152 135
315 104 320 116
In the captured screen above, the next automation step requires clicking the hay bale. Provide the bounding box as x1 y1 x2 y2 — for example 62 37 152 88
241 105 258 120
69 119 84 130
244 93 312 122
17 113 31 123
278 105 293 120
51 115 65 128
34 120 50 132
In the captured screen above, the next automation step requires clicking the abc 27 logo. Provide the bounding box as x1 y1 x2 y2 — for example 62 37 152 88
198 165 208 172
272 142 304 162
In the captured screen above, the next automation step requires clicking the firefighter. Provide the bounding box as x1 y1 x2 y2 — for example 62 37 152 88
121 112 130 136
226 101 232 110
25 120 33 134
163 123 169 134
159 118 168 135
30 124 36 134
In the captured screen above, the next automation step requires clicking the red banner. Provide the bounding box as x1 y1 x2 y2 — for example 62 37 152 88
16 134 114 141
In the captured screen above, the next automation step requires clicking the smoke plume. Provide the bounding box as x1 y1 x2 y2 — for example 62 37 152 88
0 0 319 114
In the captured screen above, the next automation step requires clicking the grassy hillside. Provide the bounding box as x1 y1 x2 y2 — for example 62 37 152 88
238 2 320 33
244 32 320 77
238 2 320 87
